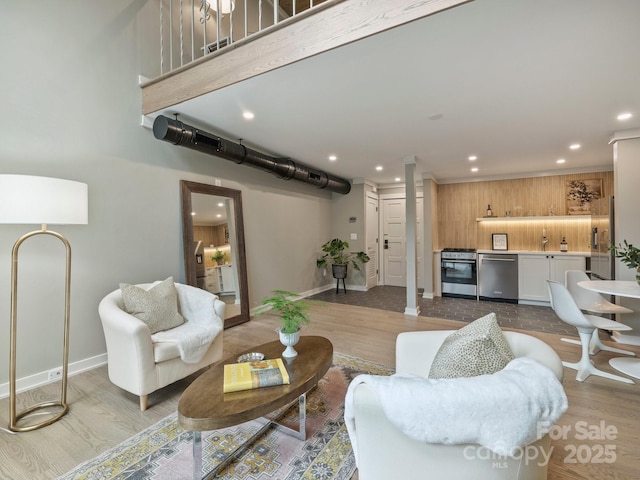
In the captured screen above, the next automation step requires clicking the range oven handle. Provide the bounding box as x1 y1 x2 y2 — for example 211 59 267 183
442 259 476 264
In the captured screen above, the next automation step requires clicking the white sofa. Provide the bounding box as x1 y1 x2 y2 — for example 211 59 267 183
349 330 564 480
98 282 225 411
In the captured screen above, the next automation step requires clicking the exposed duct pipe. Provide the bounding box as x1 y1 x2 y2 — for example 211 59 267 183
152 115 352 194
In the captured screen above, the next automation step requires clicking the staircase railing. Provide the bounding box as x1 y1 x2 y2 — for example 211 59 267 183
157 0 331 77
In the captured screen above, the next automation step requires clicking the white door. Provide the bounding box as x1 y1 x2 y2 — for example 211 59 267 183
383 198 406 286
366 194 379 288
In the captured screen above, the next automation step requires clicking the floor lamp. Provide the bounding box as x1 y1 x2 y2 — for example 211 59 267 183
0 175 88 432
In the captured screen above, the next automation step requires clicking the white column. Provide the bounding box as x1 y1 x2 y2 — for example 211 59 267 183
612 131 640 345
404 156 420 316
421 175 435 299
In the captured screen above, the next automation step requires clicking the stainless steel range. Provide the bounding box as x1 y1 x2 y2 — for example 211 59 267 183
441 248 477 299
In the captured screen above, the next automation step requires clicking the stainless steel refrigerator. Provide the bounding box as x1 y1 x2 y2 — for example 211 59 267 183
590 196 615 280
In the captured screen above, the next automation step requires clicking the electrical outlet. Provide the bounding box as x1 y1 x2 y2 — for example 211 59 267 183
48 367 63 382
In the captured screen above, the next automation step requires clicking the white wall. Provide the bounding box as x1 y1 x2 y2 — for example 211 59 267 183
613 135 640 322
329 184 368 288
0 1 334 389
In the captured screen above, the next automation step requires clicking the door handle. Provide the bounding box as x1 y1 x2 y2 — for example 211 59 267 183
384 239 389 249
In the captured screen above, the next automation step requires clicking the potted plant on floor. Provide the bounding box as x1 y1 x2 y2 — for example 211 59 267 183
316 238 370 291
261 290 312 358
610 240 640 284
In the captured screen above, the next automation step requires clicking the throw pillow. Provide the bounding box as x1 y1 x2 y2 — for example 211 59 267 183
428 312 514 379
120 277 185 334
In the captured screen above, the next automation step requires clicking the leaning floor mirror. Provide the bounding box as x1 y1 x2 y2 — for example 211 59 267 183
180 180 250 328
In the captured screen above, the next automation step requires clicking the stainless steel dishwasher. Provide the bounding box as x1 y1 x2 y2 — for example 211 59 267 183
479 254 519 303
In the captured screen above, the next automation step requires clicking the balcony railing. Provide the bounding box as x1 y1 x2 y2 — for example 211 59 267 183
157 0 330 77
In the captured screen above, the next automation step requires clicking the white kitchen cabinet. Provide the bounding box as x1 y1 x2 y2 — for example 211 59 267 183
204 265 235 294
205 267 219 293
518 254 586 303
219 264 235 293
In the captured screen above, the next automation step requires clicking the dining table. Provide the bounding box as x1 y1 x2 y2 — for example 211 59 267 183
578 280 640 380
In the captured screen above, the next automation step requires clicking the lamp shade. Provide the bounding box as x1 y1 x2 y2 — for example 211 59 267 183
0 175 88 225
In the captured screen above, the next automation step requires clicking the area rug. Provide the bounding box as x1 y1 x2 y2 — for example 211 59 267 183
58 353 393 480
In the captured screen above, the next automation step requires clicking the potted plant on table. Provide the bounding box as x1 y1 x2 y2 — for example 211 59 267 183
211 249 226 265
316 238 370 292
260 290 312 358
610 240 640 285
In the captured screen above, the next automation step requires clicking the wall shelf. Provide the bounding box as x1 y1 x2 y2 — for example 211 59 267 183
476 215 590 222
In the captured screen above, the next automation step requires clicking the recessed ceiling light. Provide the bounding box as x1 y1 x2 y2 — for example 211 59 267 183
617 112 632 121
557 158 566 164
243 111 255 120
216 214 222 218
468 155 477 161
217 202 224 207
376 166 383 171
569 144 581 150
471 167 479 172
191 212 196 216
395 177 401 182
328 155 337 161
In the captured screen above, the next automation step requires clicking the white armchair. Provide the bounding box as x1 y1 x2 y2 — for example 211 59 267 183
98 282 225 411
349 330 564 480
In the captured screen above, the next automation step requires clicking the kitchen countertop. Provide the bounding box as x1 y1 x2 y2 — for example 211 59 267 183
476 250 590 256
434 249 590 255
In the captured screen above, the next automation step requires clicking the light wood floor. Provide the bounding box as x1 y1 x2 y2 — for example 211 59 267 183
1 302 639 479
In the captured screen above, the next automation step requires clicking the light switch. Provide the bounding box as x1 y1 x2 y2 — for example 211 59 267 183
350 233 357 240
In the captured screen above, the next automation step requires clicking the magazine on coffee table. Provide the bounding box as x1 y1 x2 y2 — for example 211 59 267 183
223 358 291 393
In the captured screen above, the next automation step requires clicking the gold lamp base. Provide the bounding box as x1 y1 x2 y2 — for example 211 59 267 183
8 226 72 432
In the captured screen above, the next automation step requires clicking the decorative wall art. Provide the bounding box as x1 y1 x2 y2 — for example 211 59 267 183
492 233 508 250
565 179 603 215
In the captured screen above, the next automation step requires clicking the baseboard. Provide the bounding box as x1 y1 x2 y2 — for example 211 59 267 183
404 306 420 316
0 353 108 400
249 283 372 316
518 300 551 307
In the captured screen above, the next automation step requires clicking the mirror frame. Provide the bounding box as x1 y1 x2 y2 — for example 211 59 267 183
180 180 250 328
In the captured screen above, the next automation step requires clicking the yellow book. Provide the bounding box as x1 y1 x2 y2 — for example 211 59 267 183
223 358 291 393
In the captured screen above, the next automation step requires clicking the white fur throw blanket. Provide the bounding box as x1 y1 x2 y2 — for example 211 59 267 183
345 357 567 460
151 285 223 364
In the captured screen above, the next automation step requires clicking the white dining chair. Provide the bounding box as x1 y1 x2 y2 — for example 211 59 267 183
547 280 634 384
564 270 635 357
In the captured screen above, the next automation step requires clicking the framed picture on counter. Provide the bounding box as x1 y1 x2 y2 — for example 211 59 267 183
492 233 508 250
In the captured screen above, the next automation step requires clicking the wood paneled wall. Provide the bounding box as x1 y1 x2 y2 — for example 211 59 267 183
437 171 613 252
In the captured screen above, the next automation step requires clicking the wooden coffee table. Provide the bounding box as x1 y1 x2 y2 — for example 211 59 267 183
178 335 333 480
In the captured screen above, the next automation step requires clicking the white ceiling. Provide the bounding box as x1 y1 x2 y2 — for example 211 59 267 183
191 193 228 225
159 0 640 187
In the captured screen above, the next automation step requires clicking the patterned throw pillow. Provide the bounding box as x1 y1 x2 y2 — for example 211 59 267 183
428 312 514 379
120 276 185 334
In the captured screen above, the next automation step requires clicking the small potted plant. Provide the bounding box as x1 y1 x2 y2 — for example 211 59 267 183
610 240 640 284
260 290 312 358
316 238 370 284
211 249 226 265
